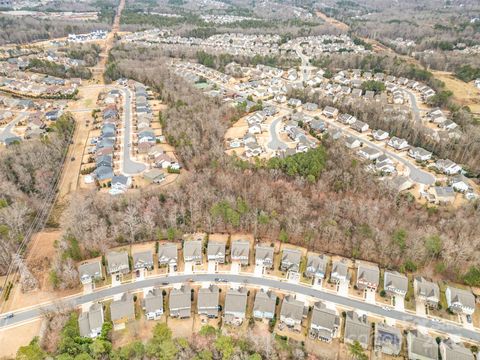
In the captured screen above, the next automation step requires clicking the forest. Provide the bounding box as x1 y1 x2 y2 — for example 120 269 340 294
0 114 74 275
47 44 480 291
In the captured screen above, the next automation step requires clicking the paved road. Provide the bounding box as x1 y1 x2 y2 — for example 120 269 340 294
0 113 26 142
1 273 478 342
404 89 421 123
120 87 146 175
324 119 436 185
267 117 288 151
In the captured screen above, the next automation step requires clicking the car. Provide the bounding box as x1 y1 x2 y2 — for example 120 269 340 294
5 313 14 319
382 306 391 311
161 282 169 285
70 157 75 161
466 315 472 323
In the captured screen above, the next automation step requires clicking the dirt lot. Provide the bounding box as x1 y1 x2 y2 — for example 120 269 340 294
0 319 43 359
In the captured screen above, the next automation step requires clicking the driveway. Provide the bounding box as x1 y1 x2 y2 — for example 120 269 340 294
267 117 288 151
120 88 146 175
394 296 405 312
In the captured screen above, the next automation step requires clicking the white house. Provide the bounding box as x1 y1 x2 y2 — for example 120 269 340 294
435 159 462 175
388 137 409 150
372 129 389 141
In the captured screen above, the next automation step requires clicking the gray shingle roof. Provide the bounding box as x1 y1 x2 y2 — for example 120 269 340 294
183 240 203 261
441 339 474 360
133 250 153 269
281 248 302 272
408 330 438 360
253 290 277 316
144 288 163 313
384 271 408 294
255 245 274 265
280 295 304 322
224 287 248 315
375 322 402 355
231 240 250 262
78 303 104 337
158 243 178 264
169 285 191 317
111 293 135 322
78 261 102 281
198 285 219 316
311 302 339 331
305 254 328 277
344 311 370 349
106 251 129 274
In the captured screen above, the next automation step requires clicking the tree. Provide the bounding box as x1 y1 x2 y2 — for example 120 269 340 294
425 235 443 258
348 340 368 360
361 80 386 94
392 228 407 252
89 339 112 359
16 337 46 360
215 335 235 360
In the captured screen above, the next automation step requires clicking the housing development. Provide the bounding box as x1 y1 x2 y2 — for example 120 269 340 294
0 0 480 359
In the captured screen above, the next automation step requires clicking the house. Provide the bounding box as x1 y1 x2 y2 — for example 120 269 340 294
144 288 163 320
331 260 350 283
255 245 274 269
207 242 226 263
372 129 389 141
79 303 104 338
169 285 191 318
198 285 220 318
356 263 379 291
132 250 154 271
344 311 370 349
304 102 318 111
445 286 475 315
111 175 131 193
407 330 438 360
432 186 455 204
78 261 102 285
375 323 402 356
253 290 277 320
94 166 114 183
231 240 250 265
322 106 339 118
408 147 432 161
143 169 166 184
111 293 135 329
388 175 413 192
435 159 462 175
224 287 248 325
376 155 396 174
439 119 458 131
310 301 340 342
309 119 326 132
305 254 328 280
183 239 203 265
388 136 409 150
350 120 369 133
414 277 440 308
345 136 361 149
338 113 356 125
288 98 302 107
280 295 304 330
154 154 174 169
384 271 408 298
281 248 302 273
158 243 178 268
451 174 470 193
357 147 382 161
439 339 474 360
106 251 130 275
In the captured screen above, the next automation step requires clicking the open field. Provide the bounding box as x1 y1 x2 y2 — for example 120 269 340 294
432 71 480 114
0 319 43 358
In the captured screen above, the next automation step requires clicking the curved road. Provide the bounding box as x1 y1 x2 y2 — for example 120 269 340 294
403 89 421 123
120 88 146 175
0 113 26 142
1 273 478 342
267 117 288 151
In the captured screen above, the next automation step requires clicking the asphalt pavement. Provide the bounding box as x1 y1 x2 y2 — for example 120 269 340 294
267 117 288 151
120 88 146 175
1 273 478 342
0 113 26 142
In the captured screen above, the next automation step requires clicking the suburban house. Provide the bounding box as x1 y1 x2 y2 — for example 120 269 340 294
305 254 328 280
450 174 470 193
330 260 350 284
357 147 382 161
280 248 302 273
78 303 104 338
414 277 440 308
207 242 226 264
231 240 250 265
356 263 380 291
408 147 432 161
432 186 455 204
132 250 154 271
322 106 339 118
338 113 356 125
384 271 408 298
106 251 130 275
309 302 340 343
198 285 220 318
344 311 370 349
350 120 369 133
439 339 474 360
255 245 274 269
374 323 402 356
253 290 277 320
169 285 192 318
388 137 409 151
158 243 178 269
110 293 135 330
183 239 203 265
445 286 475 315
345 136 361 149
280 295 304 331
407 330 438 360
144 288 163 320
435 159 462 175
224 287 248 325
78 260 103 285
372 129 389 141
143 169 165 184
